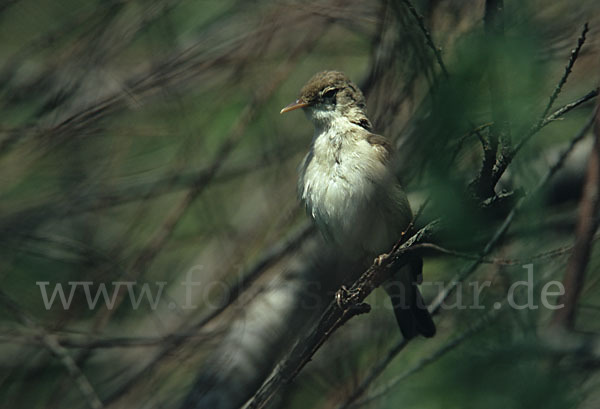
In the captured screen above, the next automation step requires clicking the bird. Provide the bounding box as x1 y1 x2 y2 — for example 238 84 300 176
280 70 435 339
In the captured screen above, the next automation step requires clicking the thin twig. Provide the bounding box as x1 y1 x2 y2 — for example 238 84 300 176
434 110 597 315
398 0 449 78
450 122 494 166
413 235 600 265
541 23 589 119
491 88 599 189
537 89 599 133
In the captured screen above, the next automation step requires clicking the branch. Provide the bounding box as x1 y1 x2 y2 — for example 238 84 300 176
551 106 600 330
522 89 599 155
487 88 599 195
541 23 589 119
450 123 494 165
242 221 439 409
413 235 600 265
398 0 449 78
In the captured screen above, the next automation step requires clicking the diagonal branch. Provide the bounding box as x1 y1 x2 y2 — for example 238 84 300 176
541 23 589 119
516 88 599 156
482 88 598 196
242 221 439 409
412 236 600 266
398 0 449 78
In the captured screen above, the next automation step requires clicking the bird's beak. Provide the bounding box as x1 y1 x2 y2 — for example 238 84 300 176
280 99 309 114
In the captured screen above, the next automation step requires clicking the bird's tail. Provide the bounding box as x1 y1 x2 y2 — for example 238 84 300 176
384 257 436 339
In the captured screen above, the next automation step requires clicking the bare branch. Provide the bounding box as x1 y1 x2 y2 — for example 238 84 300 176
413 236 600 265
542 23 589 119
486 88 598 194
397 0 449 78
518 88 599 155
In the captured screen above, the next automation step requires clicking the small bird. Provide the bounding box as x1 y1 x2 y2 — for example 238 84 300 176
281 70 435 339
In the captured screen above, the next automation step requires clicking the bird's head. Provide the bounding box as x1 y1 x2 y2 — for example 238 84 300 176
280 70 372 130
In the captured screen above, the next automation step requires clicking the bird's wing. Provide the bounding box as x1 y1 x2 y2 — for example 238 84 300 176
366 132 394 163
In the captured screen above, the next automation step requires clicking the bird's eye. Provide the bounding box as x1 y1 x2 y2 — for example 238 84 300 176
322 88 337 99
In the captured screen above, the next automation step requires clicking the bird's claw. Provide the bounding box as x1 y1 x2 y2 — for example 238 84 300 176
374 254 387 266
335 285 360 310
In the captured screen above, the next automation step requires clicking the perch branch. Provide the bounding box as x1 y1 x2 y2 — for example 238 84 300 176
243 222 439 409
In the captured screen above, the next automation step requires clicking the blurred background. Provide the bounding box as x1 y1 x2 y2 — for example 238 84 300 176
1 0 599 408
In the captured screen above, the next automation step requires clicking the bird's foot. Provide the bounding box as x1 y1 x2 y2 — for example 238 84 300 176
374 253 388 267
336 285 371 317
335 285 360 310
